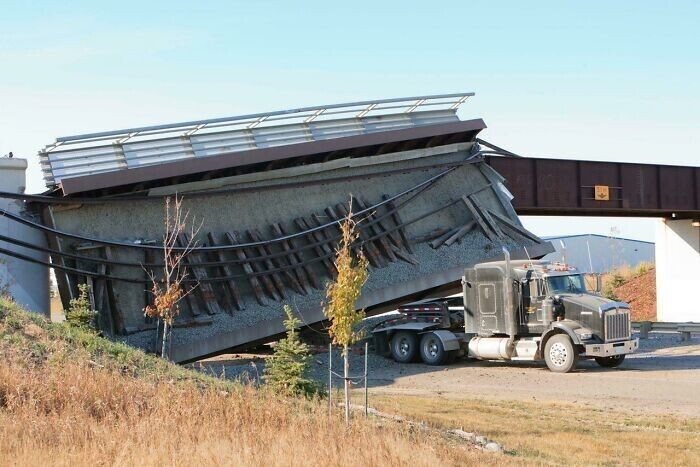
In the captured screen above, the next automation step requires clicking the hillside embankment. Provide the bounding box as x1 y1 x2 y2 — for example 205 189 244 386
603 263 657 321
0 298 501 466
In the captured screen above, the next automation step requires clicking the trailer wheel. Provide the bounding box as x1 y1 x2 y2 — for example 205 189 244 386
419 332 448 365
595 355 626 368
391 331 418 363
544 334 578 373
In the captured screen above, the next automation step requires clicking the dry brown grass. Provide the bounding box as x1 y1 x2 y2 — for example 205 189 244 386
370 394 700 466
0 298 501 466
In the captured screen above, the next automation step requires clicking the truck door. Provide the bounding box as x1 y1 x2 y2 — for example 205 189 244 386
526 278 547 332
478 282 498 332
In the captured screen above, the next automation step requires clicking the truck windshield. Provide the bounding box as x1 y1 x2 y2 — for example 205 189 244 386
546 274 587 294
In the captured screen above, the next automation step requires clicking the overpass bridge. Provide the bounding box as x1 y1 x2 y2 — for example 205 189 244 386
485 155 699 323
1 92 698 361
487 155 699 218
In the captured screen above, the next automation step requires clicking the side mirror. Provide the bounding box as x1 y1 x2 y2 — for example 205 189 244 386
595 274 602 294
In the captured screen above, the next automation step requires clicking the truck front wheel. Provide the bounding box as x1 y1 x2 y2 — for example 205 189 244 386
595 355 626 368
391 331 418 363
419 332 449 365
544 334 579 373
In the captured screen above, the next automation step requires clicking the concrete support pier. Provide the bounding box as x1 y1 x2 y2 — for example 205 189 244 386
0 158 50 315
655 218 700 322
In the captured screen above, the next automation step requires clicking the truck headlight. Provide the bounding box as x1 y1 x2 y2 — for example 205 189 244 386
574 328 594 340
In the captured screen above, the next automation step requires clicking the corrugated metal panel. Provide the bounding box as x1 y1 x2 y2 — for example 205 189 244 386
542 234 655 273
57 119 486 195
39 93 473 186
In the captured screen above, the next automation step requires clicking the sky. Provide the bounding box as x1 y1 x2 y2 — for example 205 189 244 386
1 1 698 242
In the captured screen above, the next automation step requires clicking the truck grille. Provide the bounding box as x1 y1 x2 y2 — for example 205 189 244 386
605 310 631 341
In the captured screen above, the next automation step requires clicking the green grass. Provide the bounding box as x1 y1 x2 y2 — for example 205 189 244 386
0 296 231 389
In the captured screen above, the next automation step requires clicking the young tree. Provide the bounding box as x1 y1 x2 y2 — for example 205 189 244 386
143 195 200 359
65 283 98 330
263 305 321 398
323 204 369 423
0 258 13 300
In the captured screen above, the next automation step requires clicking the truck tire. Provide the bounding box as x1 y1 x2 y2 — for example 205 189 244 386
419 332 449 365
391 331 418 363
544 334 579 373
595 355 626 368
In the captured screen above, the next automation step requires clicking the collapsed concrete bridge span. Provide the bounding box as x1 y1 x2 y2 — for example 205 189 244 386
24 94 552 362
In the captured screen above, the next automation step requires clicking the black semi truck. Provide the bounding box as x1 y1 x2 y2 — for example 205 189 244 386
372 248 639 373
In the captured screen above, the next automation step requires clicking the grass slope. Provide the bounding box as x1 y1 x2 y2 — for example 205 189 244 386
371 394 700 466
0 298 498 466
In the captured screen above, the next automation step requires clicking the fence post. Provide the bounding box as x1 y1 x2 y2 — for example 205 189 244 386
364 341 368 418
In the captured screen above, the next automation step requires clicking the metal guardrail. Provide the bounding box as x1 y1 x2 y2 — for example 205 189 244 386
632 321 700 341
38 92 474 186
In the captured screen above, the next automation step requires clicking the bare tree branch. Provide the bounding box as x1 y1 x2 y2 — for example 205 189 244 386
142 194 201 358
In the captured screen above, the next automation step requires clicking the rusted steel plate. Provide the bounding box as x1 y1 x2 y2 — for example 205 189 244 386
659 165 696 211
534 159 579 209
579 161 620 209
486 156 699 217
620 164 659 210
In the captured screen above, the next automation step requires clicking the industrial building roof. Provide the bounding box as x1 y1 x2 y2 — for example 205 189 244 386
543 233 654 245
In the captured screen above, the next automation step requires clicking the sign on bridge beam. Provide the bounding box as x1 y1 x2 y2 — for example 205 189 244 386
486 156 700 219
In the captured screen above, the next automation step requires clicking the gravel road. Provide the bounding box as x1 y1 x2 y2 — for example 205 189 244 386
195 332 700 417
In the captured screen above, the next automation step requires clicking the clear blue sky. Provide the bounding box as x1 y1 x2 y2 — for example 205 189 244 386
1 1 698 242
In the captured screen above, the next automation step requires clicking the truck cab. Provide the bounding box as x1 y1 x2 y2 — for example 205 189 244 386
464 259 639 372
373 251 639 373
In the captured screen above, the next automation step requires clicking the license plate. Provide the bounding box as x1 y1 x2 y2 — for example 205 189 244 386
613 345 626 355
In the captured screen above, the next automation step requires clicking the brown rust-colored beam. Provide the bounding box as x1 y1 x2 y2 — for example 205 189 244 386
333 203 385 268
462 195 497 242
224 231 268 305
294 217 336 277
206 232 245 311
381 194 414 253
486 156 700 218
249 228 303 296
353 198 397 262
272 222 320 291
178 233 223 315
270 223 313 294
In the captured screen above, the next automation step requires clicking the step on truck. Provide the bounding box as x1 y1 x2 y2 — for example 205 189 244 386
372 248 639 372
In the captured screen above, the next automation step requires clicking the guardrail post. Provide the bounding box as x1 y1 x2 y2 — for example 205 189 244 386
680 330 691 342
639 321 652 339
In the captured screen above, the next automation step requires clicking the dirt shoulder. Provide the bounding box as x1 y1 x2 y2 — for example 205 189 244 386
202 333 700 418
366 335 700 418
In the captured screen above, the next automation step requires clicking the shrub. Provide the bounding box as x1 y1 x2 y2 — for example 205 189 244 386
633 262 653 278
65 284 98 330
263 305 323 398
602 272 626 300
